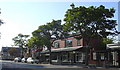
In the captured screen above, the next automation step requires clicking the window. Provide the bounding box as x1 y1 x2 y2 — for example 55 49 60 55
76 53 82 62
93 52 96 60
65 40 72 47
93 52 105 60
54 42 59 48
62 53 69 62
77 39 81 46
100 53 105 60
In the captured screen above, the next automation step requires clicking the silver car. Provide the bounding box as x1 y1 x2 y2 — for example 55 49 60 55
21 58 27 63
27 57 39 64
14 57 21 62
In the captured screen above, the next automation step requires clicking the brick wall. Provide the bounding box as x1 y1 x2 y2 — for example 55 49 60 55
52 36 100 49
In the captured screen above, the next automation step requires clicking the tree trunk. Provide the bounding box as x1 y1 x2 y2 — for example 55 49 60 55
84 37 91 66
49 49 52 64
48 39 56 64
85 46 89 66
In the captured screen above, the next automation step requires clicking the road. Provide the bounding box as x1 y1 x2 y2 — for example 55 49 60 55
1 60 83 70
0 60 119 70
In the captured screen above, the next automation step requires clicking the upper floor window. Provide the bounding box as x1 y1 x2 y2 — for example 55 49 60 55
54 42 59 48
77 39 81 46
65 40 72 47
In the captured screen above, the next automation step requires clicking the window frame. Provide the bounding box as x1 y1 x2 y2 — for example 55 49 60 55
65 39 73 47
77 39 81 46
53 41 60 48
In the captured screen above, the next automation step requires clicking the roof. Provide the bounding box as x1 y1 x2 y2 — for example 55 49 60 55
107 44 120 49
40 46 83 53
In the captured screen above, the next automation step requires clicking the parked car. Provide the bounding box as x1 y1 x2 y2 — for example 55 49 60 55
21 57 27 63
27 57 39 64
14 57 21 62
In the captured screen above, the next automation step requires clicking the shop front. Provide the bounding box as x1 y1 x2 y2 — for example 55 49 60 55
107 44 120 67
39 46 86 64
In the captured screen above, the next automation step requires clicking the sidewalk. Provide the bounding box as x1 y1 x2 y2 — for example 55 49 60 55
39 63 120 69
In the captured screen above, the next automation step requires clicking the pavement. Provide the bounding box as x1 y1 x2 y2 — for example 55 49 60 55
1 60 120 70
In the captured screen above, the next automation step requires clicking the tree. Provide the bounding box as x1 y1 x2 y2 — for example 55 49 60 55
32 19 64 63
8 48 20 57
12 33 29 57
64 4 118 45
63 4 119 65
0 9 4 39
0 9 3 25
97 37 114 50
27 36 44 57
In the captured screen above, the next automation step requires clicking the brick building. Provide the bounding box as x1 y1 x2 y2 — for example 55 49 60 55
37 36 107 65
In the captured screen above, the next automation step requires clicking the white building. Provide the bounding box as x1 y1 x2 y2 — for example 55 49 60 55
107 43 120 66
107 43 120 49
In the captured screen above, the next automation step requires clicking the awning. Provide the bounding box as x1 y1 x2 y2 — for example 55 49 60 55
40 46 83 53
107 44 120 49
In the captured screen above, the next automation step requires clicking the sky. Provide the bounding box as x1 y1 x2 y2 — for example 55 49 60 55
0 0 119 50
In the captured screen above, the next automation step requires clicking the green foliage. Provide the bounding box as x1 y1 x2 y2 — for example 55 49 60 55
8 48 20 57
64 5 118 38
28 36 45 49
31 20 64 49
12 33 29 48
95 38 113 50
63 4 118 47
102 37 113 44
12 33 29 57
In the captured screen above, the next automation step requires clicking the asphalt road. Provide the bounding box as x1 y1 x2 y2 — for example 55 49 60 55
1 60 119 70
1 60 83 70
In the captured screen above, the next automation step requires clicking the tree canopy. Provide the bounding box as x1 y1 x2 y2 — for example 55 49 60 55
32 20 64 49
0 9 3 26
12 33 29 48
30 20 64 63
63 4 118 46
12 33 29 57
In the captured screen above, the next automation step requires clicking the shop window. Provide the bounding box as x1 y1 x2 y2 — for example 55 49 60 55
62 53 69 62
76 53 82 62
93 52 96 60
65 40 72 47
100 53 105 60
76 53 85 63
51 53 57 60
54 42 59 48
93 52 105 60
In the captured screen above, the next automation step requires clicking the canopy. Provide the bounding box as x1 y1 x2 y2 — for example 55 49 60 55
40 46 83 53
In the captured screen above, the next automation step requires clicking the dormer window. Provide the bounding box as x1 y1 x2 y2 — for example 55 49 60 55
54 42 59 48
65 40 72 47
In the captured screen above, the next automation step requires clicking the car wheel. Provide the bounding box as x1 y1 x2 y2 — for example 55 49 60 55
31 62 33 64
36 62 38 64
